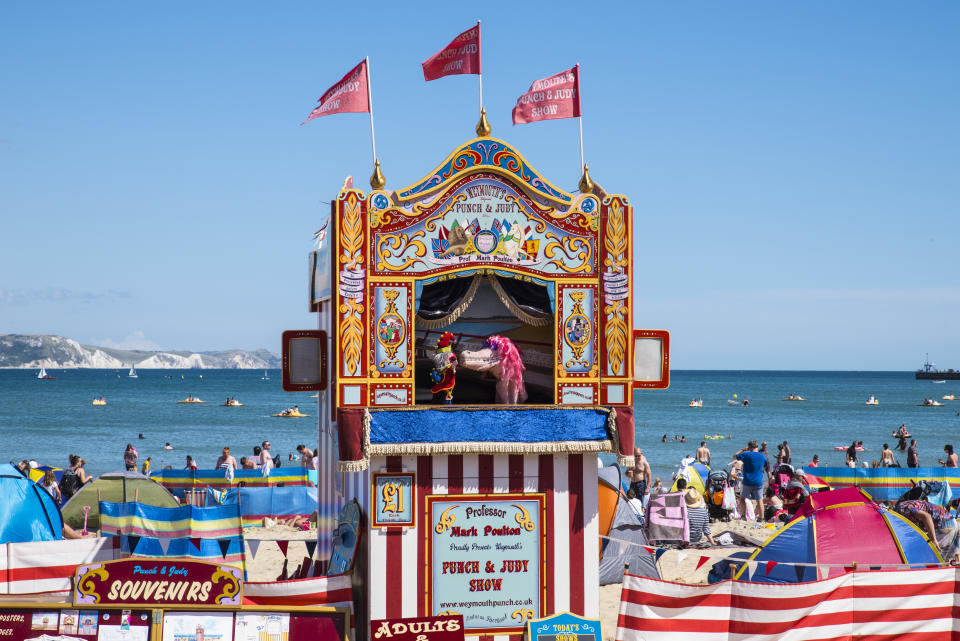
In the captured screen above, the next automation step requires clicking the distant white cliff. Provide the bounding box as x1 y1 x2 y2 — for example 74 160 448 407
0 334 280 369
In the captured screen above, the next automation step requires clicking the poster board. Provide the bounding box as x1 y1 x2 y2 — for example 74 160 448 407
0 606 151 641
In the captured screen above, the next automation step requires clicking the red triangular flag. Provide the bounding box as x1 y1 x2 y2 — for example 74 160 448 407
643 546 655 554
512 66 581 125
276 540 289 556
301 60 370 125
765 560 778 576
189 537 202 551
695 556 711 571
422 23 481 81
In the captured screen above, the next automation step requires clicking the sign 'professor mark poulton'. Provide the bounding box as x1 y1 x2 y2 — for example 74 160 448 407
429 497 544 628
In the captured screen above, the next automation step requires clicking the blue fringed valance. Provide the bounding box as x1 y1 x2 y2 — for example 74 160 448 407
368 406 611 449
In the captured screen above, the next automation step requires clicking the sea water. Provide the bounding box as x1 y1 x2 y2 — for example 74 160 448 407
1 369 958 480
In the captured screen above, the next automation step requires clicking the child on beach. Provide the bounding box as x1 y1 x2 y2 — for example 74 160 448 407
41 470 62 503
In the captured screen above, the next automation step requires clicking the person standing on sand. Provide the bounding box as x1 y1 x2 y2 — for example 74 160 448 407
696 442 711 466
630 448 652 508
123 444 138 471
782 441 792 465
734 440 767 522
907 440 919 468
759 442 772 484
141 457 152 477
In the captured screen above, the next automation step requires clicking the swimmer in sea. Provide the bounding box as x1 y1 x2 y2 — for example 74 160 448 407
164 442 173 450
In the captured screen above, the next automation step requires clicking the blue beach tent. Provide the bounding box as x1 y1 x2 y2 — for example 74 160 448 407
0 463 63 543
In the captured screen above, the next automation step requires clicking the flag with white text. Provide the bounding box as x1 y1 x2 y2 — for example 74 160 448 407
422 23 481 81
301 60 370 125
512 65 581 125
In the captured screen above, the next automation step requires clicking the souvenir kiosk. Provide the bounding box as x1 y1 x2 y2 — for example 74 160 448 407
308 122 669 641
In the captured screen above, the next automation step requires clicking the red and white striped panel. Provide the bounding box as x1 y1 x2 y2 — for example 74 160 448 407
617 568 959 641
246 574 355 641
366 453 599 639
0 538 118 594
244 574 353 609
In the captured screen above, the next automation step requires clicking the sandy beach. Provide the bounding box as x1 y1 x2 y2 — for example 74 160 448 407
241 519 773 640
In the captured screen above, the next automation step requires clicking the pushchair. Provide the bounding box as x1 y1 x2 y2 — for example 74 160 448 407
770 463 794 497
706 470 733 521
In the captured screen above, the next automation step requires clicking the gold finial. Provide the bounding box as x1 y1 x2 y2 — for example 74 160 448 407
578 163 594 194
370 159 385 190
475 108 491 137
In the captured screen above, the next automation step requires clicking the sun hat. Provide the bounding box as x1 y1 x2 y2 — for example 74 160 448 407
684 488 705 509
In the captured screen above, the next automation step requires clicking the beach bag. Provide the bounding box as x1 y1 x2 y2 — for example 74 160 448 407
722 485 737 511
742 495 756 521
58 469 81 501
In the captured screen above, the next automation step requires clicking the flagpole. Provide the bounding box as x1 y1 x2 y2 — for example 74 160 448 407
477 21 483 113
577 63 584 173
366 56 377 164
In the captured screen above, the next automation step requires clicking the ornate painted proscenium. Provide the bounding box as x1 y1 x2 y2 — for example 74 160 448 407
331 135 637 409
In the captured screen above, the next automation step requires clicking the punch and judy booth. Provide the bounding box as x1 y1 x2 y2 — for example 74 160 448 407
304 130 669 641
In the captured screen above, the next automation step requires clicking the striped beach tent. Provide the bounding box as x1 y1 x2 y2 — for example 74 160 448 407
733 488 941 582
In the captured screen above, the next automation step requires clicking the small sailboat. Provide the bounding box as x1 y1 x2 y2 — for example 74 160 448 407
37 363 56 380
689 398 703 407
262 370 270 381
865 395 879 405
128 364 138 378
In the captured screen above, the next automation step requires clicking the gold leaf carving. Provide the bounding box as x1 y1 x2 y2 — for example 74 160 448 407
375 231 427 272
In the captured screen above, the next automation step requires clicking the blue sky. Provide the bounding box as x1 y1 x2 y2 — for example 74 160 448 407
1 2 957 369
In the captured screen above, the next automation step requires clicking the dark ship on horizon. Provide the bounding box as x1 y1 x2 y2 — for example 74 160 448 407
915 354 960 380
